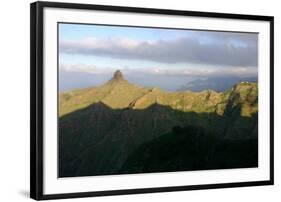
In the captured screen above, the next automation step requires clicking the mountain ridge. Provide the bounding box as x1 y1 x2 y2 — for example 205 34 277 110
59 70 258 177
59 70 258 117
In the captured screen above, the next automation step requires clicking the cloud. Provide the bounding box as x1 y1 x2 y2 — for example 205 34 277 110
59 32 258 67
59 63 257 78
60 63 96 73
60 63 115 74
125 66 257 78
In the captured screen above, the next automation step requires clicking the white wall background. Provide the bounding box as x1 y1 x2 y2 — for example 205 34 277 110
0 0 279 201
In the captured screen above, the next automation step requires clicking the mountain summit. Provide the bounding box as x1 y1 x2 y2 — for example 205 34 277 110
108 70 126 83
113 70 123 80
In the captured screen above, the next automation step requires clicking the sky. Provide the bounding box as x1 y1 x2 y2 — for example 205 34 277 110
59 23 258 92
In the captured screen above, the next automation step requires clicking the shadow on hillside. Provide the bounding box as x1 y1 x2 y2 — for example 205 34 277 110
59 102 258 178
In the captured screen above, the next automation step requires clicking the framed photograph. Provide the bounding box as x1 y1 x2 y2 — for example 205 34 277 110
30 1 274 200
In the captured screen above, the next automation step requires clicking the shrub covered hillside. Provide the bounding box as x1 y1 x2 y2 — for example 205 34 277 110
59 70 258 177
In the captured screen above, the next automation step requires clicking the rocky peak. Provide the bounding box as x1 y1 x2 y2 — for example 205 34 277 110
112 70 124 81
106 70 127 85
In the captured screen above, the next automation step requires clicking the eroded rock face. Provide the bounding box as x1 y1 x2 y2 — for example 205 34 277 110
113 70 123 80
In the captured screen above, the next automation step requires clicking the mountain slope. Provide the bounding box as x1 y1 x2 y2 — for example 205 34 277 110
121 126 258 174
60 71 258 117
178 76 257 92
59 70 258 177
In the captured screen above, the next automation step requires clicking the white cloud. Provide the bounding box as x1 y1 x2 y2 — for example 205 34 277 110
59 32 258 67
59 63 257 78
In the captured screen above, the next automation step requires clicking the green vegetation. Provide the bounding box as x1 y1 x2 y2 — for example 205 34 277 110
121 126 257 174
59 71 258 177
59 71 258 118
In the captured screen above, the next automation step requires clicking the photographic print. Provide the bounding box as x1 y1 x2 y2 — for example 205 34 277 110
31 2 273 199
58 23 259 178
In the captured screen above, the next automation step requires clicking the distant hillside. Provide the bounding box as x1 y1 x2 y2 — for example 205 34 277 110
59 70 258 177
178 76 257 92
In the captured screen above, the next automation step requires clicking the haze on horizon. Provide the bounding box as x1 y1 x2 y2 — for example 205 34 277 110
59 23 258 92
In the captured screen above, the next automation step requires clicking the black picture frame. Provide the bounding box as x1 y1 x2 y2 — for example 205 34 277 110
30 1 274 200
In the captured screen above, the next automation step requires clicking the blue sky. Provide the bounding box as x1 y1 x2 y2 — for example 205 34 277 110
59 23 258 92
59 24 187 41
